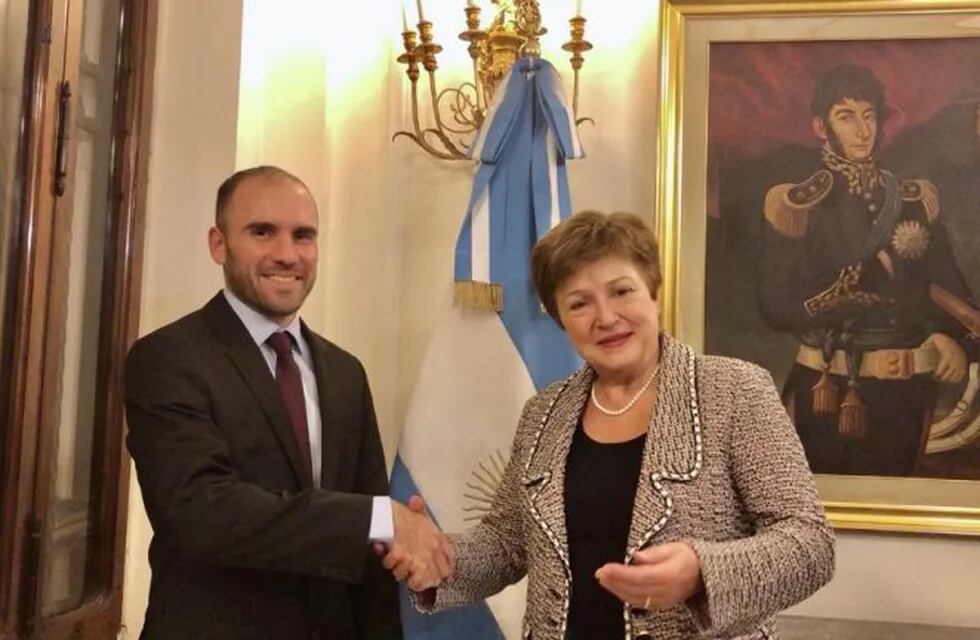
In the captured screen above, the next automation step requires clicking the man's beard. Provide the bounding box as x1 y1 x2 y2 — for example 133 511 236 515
224 261 312 320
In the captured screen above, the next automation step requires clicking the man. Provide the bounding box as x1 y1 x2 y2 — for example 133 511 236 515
759 65 977 477
126 166 452 639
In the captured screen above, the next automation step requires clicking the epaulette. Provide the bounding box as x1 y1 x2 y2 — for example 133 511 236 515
901 178 940 224
764 169 833 239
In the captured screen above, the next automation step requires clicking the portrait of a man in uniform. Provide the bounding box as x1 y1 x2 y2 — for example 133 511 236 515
703 40 980 479
759 64 977 477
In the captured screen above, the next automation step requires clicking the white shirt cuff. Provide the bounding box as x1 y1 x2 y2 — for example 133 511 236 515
369 496 393 543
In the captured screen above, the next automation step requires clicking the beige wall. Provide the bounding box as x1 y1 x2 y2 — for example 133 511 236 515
235 0 408 458
121 0 980 635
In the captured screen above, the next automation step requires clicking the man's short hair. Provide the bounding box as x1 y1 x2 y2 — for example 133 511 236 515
215 165 310 231
810 64 888 124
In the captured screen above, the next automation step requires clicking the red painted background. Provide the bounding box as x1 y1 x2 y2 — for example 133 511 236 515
708 38 980 158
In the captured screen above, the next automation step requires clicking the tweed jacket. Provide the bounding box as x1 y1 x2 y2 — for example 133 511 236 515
419 334 834 639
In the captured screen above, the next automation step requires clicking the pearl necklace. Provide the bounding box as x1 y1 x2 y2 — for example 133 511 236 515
590 363 661 417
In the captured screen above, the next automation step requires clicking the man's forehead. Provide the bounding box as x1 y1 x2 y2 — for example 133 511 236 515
230 177 318 219
830 97 875 114
235 174 311 200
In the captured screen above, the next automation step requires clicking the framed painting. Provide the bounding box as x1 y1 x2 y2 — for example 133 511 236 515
655 0 980 535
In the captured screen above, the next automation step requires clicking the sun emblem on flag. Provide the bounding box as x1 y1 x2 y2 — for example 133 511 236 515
890 220 930 260
461 449 509 523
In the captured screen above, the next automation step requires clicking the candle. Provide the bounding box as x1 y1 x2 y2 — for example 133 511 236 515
401 1 409 31
575 0 583 16
467 0 476 7
416 0 425 21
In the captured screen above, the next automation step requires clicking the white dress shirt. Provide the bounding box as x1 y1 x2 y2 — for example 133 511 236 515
223 289 392 542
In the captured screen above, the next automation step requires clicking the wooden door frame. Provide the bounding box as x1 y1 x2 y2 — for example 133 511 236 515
0 0 157 637
0 0 61 634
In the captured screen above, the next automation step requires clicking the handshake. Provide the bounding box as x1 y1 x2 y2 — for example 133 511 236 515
375 495 456 591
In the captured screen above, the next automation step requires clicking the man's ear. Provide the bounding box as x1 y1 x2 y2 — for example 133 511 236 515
812 116 829 142
208 226 226 265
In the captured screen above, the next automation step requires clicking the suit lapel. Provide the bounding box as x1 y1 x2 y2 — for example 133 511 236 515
625 335 703 561
522 369 588 580
522 336 705 569
304 325 343 490
203 293 313 490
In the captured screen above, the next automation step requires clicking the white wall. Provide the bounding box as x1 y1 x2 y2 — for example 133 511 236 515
790 532 980 628
120 0 980 634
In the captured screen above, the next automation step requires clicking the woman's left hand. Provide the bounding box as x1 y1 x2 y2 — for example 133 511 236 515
594 541 704 610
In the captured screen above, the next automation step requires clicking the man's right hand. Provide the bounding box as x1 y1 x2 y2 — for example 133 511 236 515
383 496 455 591
926 332 967 384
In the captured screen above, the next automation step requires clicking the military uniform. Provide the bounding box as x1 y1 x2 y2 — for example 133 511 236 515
759 147 976 476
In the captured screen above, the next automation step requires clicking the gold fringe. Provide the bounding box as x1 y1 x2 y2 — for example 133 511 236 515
904 178 940 223
454 280 503 312
838 386 868 439
811 366 838 416
764 184 809 239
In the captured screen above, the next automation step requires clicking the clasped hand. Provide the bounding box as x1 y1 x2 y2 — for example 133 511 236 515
594 541 703 611
378 495 455 591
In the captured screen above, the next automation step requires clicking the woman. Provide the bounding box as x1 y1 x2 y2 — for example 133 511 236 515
403 211 834 639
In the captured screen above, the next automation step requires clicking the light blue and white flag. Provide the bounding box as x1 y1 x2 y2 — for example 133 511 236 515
391 57 584 639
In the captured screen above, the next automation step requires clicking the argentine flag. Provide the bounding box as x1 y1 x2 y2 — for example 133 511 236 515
390 58 584 639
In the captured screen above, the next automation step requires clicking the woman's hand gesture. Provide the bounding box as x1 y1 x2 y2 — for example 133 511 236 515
595 541 704 610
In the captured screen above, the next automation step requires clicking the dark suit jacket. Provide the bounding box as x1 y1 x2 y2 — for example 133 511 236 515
125 292 402 639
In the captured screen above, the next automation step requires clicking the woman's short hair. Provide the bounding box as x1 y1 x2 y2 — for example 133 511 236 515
531 210 662 323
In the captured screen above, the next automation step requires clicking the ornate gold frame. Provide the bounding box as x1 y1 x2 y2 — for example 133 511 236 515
654 0 980 535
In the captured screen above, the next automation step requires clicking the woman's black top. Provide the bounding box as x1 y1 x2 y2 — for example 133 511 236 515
564 420 646 640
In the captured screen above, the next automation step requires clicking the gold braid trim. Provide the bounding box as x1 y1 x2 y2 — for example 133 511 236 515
803 264 880 317
902 178 940 224
763 169 833 239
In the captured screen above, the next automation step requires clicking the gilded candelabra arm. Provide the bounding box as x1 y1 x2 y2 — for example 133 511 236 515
459 5 488 121
394 0 595 160
393 22 471 159
417 68 468 158
425 69 452 139
396 29 420 83
393 77 468 161
562 16 592 122
437 83 481 134
394 29 426 144
394 27 468 160
417 21 463 152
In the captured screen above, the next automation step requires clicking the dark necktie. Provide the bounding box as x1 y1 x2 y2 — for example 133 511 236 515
267 331 312 478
